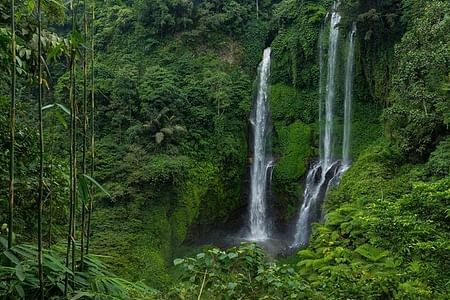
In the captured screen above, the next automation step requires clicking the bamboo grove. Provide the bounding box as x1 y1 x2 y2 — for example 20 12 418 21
6 0 97 297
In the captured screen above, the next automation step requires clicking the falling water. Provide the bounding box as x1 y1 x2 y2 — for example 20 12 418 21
292 7 342 247
326 22 358 190
323 9 341 171
248 48 272 241
342 23 357 168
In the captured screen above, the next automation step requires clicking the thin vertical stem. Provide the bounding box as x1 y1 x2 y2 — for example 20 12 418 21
48 189 52 247
64 60 75 293
37 0 44 298
65 0 76 295
8 0 16 250
80 0 88 271
71 13 77 280
86 0 95 255
48 93 57 249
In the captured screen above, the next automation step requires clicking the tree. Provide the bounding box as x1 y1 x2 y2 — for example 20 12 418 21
384 1 450 160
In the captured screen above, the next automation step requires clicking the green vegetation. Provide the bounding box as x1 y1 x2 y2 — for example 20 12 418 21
269 83 317 215
0 238 159 299
0 0 449 299
170 243 311 299
272 121 313 217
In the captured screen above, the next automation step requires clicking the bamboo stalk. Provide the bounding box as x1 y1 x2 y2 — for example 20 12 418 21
86 0 95 256
71 15 77 279
80 0 88 271
8 0 16 250
37 0 44 298
65 0 76 294
64 47 74 296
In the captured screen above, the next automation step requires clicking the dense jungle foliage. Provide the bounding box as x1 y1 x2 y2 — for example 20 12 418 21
0 0 449 299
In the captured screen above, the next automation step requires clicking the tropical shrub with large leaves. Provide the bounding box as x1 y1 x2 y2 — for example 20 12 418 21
169 243 312 300
0 238 159 299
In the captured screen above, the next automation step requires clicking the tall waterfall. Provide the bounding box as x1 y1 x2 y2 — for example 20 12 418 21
248 48 273 241
323 10 341 171
342 23 357 168
293 9 341 247
292 7 357 247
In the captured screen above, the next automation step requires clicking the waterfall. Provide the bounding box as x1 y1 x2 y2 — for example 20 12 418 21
248 48 272 241
342 23 357 168
293 6 357 247
323 9 341 171
327 22 357 188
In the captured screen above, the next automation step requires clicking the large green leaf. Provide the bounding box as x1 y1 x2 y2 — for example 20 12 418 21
15 264 25 281
78 175 90 205
4 250 20 265
15 285 25 298
355 244 389 262
82 174 111 197
42 103 70 115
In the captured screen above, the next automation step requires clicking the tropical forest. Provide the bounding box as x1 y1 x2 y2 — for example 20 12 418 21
0 0 449 299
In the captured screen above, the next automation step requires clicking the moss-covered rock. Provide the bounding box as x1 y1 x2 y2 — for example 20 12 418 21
272 121 313 218
274 121 313 182
267 83 317 218
91 205 172 288
171 161 217 246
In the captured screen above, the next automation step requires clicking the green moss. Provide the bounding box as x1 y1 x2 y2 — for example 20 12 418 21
272 121 313 218
136 249 172 288
347 96 384 160
268 83 318 218
91 205 173 288
274 121 312 181
171 162 217 245
269 83 318 125
91 154 246 289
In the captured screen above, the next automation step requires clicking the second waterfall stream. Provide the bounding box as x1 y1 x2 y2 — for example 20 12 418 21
292 8 357 247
